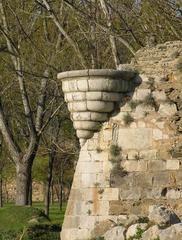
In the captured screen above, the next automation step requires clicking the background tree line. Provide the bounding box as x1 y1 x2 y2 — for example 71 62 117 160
0 0 181 215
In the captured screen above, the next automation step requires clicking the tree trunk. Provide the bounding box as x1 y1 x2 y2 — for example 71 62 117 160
4 180 8 203
16 163 31 206
28 173 32 206
51 179 54 205
0 176 3 208
59 170 63 211
44 148 55 216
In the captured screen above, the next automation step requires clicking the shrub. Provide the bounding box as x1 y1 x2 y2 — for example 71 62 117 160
127 227 145 240
128 100 141 110
0 230 22 240
110 144 121 156
143 93 158 110
25 224 61 240
111 164 127 177
123 113 134 126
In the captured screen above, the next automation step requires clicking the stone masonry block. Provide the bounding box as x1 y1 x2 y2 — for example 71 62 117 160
135 89 151 101
68 80 78 91
153 90 167 101
153 129 163 140
123 160 147 172
166 189 181 199
148 160 166 171
87 101 114 112
166 160 180 170
86 92 102 100
159 103 177 116
118 128 153 150
98 188 119 201
119 187 141 200
153 172 171 187
76 161 103 174
140 149 157 160
77 79 89 91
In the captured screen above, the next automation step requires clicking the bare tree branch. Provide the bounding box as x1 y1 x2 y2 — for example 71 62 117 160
99 0 121 68
35 69 49 132
0 0 37 139
0 99 21 164
63 0 136 56
38 103 64 136
38 0 87 68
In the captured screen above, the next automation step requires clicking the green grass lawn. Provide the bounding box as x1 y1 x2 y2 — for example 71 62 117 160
33 202 67 224
0 202 67 240
3 202 67 225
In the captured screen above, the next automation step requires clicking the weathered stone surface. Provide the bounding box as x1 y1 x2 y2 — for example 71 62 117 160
74 121 101 131
153 90 167 101
166 160 180 170
126 223 148 239
149 205 181 228
76 130 94 139
87 101 114 112
141 225 161 240
153 128 163 140
91 219 114 237
118 128 153 150
159 103 177 116
148 160 166 171
159 223 182 240
60 42 182 240
104 226 125 240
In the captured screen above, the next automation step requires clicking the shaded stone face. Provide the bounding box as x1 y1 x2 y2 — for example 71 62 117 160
58 69 139 145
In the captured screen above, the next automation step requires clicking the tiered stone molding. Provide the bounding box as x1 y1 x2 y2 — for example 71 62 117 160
58 69 139 146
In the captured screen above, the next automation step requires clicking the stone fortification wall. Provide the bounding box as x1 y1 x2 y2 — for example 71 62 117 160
61 41 182 240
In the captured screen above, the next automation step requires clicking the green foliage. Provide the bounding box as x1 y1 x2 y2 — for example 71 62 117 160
0 203 66 240
25 224 61 240
143 93 158 109
123 113 135 126
0 206 49 231
0 230 22 240
128 100 141 110
127 227 145 240
110 145 121 156
153 237 160 240
32 202 67 225
32 156 49 182
109 144 127 177
111 164 128 177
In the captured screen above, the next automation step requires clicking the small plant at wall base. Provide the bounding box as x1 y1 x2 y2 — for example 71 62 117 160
127 227 145 240
111 163 127 177
96 147 103 153
87 209 92 215
98 188 104 194
128 100 141 110
110 145 121 156
123 113 135 126
94 182 100 188
143 93 158 110
153 237 160 240
91 237 105 240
